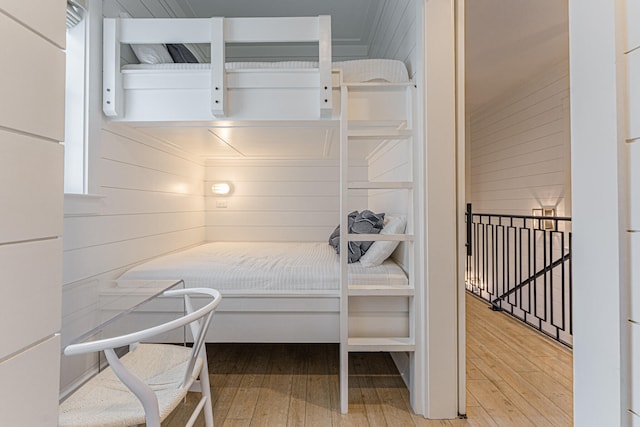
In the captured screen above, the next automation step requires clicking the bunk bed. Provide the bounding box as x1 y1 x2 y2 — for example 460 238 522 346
103 15 420 414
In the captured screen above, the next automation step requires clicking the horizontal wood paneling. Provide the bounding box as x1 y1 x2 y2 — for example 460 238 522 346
631 233 640 322
0 335 60 426
98 187 204 215
470 61 570 216
63 122 206 284
628 0 640 52
0 0 66 48
100 158 204 194
206 160 366 242
206 226 335 242
629 142 640 230
101 126 203 179
628 48 640 141
63 228 202 284
0 13 64 140
368 139 411 216
0 239 62 360
0 130 63 243
63 211 204 251
369 0 417 78
1 3 65 422
632 321 640 414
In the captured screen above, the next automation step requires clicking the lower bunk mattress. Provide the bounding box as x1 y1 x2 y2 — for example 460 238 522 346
118 241 408 294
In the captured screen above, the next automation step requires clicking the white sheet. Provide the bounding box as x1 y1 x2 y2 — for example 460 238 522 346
119 242 408 292
121 59 410 83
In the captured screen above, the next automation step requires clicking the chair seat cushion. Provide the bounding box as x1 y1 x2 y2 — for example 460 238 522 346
59 343 203 427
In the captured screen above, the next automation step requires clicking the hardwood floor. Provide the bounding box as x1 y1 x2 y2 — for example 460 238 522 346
163 294 573 426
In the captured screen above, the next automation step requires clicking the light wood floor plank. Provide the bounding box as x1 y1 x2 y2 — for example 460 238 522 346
467 379 537 427
286 344 309 427
225 345 272 422
162 293 573 426
251 345 295 426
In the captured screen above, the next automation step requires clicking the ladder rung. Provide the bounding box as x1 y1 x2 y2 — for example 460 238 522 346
347 337 415 352
343 82 413 89
347 129 412 140
346 233 413 242
347 120 407 129
348 181 413 190
348 285 414 296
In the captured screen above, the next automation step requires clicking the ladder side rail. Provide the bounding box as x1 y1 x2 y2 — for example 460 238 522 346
339 83 350 414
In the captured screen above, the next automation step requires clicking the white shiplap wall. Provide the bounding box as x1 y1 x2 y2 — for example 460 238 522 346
626 0 640 417
368 0 418 79
0 1 65 424
60 121 206 392
469 60 571 216
205 160 367 242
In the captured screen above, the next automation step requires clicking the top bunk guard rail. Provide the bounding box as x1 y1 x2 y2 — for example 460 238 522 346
103 16 333 119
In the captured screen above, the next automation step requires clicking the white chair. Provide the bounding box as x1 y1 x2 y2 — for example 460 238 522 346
59 288 222 427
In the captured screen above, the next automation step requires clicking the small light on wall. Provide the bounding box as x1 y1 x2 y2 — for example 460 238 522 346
211 182 232 196
532 207 556 230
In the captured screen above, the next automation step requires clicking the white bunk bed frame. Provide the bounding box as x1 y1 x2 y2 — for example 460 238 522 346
103 16 334 121
101 15 422 414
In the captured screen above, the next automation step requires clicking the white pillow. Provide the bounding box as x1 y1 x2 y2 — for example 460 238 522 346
131 44 174 64
359 216 407 267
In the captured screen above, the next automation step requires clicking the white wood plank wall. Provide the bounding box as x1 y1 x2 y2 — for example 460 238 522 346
469 60 571 217
0 1 65 424
60 121 206 392
205 160 367 242
625 0 640 417
368 139 411 267
368 0 418 79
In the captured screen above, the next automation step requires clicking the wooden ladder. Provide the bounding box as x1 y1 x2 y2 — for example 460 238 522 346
338 82 419 413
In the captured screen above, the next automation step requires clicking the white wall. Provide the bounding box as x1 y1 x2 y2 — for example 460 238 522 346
60 121 206 392
625 0 640 420
469 60 571 216
569 0 626 425
422 0 459 418
0 1 65 424
205 159 367 242
369 0 419 78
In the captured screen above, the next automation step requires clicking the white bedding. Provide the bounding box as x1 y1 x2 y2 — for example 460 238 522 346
121 59 410 83
119 242 408 293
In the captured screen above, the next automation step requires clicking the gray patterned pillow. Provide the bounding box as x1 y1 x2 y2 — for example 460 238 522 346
167 44 199 63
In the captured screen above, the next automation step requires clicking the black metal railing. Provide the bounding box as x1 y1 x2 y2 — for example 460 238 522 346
465 205 573 347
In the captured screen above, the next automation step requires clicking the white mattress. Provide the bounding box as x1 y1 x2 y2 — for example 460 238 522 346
119 242 408 293
121 59 409 83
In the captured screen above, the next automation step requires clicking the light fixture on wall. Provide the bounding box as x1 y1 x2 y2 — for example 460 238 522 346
211 182 232 196
532 207 556 230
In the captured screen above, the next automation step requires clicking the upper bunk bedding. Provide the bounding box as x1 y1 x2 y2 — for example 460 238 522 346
121 59 410 84
118 241 408 294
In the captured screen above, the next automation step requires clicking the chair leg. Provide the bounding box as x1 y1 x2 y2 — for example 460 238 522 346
199 352 214 427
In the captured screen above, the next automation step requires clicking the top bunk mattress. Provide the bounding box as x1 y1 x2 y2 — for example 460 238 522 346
121 59 410 83
118 241 408 293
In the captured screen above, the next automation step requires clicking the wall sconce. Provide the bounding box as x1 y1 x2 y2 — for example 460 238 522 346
211 182 232 196
532 207 555 230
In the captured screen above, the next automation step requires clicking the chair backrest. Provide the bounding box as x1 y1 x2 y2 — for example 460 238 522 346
165 288 218 387
64 288 222 356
